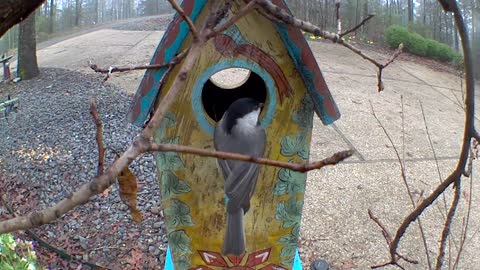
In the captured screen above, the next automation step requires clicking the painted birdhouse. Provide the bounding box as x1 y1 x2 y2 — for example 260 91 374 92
127 1 340 269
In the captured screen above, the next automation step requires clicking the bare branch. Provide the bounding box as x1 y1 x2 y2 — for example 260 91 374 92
368 209 392 245
370 101 431 268
148 144 354 173
89 50 188 81
209 0 257 38
453 149 475 268
435 180 461 270
0 138 353 233
255 0 402 92
388 0 477 263
339 14 374 38
167 0 199 38
90 99 104 175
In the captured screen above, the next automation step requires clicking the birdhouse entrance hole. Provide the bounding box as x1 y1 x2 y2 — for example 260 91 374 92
201 68 267 122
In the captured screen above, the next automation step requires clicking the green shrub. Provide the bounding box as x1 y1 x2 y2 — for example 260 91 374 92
425 39 440 58
405 32 428 56
435 43 455 61
385 25 461 63
0 234 38 270
385 25 409 49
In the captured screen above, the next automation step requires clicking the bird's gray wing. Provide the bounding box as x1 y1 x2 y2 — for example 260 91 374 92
225 161 260 212
217 158 232 180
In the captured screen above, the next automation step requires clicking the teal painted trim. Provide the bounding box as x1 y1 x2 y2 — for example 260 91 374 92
164 246 174 270
293 249 303 270
274 23 336 125
135 0 208 126
191 59 278 135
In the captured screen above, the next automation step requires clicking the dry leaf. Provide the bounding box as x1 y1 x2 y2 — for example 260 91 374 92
117 166 143 222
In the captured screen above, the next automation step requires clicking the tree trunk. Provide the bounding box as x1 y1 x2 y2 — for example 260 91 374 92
44 1 48 16
49 0 55 33
17 12 39 80
75 0 82 26
362 0 369 36
423 0 426 25
407 0 413 23
0 0 45 37
94 0 98 24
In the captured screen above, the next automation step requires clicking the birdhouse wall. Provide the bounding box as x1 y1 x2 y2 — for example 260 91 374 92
154 2 316 269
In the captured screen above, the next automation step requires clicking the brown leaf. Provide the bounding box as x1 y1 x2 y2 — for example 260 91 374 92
117 166 143 222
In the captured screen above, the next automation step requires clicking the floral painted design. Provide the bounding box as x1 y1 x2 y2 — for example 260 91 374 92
275 95 314 267
155 111 194 269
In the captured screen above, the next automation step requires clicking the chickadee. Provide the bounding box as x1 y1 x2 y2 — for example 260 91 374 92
214 98 266 256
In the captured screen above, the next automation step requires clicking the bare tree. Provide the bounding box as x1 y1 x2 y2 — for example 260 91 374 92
17 12 39 80
75 0 82 26
49 0 55 33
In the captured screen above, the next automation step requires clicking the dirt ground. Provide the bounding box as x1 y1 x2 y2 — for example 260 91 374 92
8 21 480 269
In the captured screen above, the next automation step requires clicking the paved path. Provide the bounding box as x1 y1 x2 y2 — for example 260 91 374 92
30 26 480 269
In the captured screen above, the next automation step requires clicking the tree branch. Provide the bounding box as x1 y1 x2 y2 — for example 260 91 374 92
0 138 353 234
435 180 461 270
370 101 431 268
339 14 374 38
209 0 257 38
387 1 477 264
148 144 354 173
89 50 188 81
255 0 402 92
90 99 104 175
167 0 199 38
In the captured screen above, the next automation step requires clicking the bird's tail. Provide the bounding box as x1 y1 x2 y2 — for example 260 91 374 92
222 208 245 256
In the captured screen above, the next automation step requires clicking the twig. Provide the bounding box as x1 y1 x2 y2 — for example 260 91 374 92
339 14 374 38
148 143 354 173
376 44 403 92
370 101 431 268
209 0 257 37
167 0 199 38
256 0 402 92
419 101 448 213
453 149 474 269
388 1 477 264
435 180 461 270
90 99 104 175
90 63 171 74
368 209 392 245
89 50 188 81
1 196 104 269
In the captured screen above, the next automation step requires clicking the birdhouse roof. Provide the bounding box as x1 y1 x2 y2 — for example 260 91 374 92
127 0 340 127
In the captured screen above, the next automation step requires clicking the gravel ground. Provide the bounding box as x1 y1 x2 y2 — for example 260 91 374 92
0 68 167 269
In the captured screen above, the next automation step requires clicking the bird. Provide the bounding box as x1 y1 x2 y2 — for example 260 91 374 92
214 97 267 256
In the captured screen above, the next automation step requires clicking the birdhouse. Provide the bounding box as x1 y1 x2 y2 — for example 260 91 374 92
127 1 340 269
